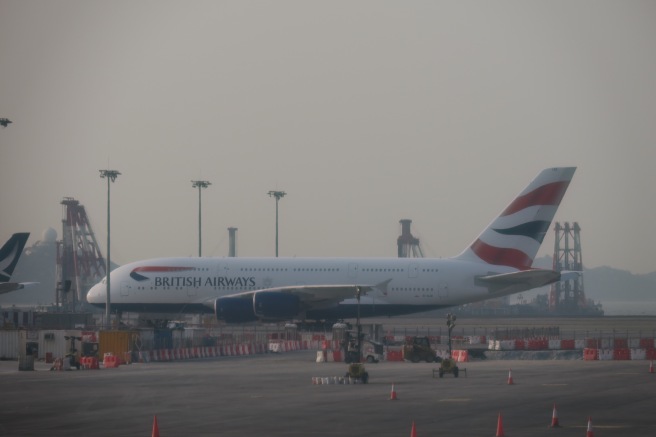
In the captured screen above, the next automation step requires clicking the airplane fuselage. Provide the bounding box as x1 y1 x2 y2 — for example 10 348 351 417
87 256 513 319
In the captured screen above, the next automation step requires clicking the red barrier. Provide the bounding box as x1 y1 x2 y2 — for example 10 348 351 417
452 349 469 362
104 355 120 368
586 338 601 349
614 338 628 349
561 339 575 350
527 339 549 350
583 348 598 361
613 348 631 360
386 350 404 361
640 339 655 349
80 357 100 369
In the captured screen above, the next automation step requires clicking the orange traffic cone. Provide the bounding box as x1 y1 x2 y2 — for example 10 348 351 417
410 421 417 437
586 417 594 437
151 415 160 437
495 412 505 437
649 360 654 373
507 369 514 385
549 403 560 427
390 383 398 400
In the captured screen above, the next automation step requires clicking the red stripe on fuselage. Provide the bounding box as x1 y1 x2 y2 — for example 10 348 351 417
502 181 570 216
470 239 532 270
132 266 195 273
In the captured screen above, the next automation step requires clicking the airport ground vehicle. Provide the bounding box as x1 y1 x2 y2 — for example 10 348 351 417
362 340 384 363
345 363 369 383
436 357 460 378
402 336 439 363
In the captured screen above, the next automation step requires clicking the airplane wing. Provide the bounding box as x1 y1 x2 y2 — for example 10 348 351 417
0 282 38 295
476 269 568 297
203 284 375 323
204 284 371 307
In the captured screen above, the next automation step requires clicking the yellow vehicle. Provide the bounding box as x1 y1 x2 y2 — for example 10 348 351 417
345 363 369 383
437 357 460 378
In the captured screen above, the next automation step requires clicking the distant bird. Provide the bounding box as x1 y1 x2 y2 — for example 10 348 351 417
0 118 12 128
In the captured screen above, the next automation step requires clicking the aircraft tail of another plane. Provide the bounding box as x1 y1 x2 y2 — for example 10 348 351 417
0 233 30 282
456 167 576 270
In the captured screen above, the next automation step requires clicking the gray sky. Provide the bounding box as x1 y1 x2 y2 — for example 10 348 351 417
1 1 655 274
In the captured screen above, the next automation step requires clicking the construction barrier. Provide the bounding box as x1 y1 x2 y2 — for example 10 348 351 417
103 354 120 368
468 336 487 345
452 349 469 362
598 349 614 360
614 338 628 349
385 349 404 361
613 349 631 360
561 339 575 350
80 356 100 369
583 348 598 360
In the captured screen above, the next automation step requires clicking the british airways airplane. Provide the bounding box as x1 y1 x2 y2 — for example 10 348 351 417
87 167 577 323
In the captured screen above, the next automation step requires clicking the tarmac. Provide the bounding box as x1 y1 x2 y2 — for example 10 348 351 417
1 351 655 436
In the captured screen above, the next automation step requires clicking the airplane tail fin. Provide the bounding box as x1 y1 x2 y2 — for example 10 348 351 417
456 168 576 270
0 233 30 282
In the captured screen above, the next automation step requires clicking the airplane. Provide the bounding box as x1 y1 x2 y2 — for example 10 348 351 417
0 118 12 128
87 167 577 323
0 233 34 294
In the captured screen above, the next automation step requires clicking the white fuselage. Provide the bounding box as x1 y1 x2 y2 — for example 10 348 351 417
87 256 512 319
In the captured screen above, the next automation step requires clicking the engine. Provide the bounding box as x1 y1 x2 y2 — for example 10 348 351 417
214 297 257 323
215 292 302 323
253 292 300 320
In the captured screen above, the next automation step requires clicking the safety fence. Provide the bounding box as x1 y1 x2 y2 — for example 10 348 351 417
583 348 656 360
8 328 656 364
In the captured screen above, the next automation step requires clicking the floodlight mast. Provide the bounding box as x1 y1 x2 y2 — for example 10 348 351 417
267 190 286 257
191 180 211 257
99 169 120 328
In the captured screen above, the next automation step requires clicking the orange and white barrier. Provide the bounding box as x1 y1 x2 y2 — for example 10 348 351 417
80 356 100 369
452 349 469 362
103 354 120 368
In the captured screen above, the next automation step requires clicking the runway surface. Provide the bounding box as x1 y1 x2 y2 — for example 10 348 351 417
1 351 655 436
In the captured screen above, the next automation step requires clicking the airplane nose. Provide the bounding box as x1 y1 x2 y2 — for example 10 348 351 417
87 282 105 304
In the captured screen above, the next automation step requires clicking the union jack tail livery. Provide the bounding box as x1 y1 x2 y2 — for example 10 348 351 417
457 167 576 270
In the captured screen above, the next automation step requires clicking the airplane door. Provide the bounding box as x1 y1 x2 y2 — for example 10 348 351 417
408 263 418 278
120 282 130 297
438 282 449 299
348 263 359 279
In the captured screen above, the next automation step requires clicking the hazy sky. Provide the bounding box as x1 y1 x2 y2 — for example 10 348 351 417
1 1 655 275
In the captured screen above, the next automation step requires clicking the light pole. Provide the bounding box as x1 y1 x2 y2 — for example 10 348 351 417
267 190 286 257
99 169 120 328
191 180 211 257
446 312 456 358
